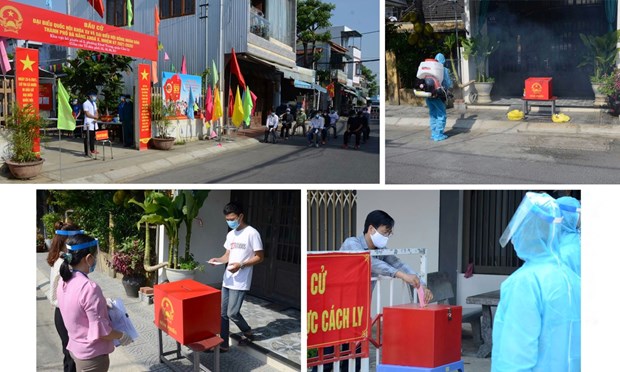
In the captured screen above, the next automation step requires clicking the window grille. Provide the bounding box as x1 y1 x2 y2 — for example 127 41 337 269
307 190 357 252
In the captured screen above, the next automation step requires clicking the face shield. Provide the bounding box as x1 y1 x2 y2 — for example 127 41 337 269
557 196 581 232
499 192 563 263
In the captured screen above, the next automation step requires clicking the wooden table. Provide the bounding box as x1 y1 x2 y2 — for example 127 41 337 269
466 289 500 358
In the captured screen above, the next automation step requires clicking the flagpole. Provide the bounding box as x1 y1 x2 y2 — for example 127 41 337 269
218 0 224 140
58 130 62 182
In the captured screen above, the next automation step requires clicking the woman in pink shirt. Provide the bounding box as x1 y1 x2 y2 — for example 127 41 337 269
47 221 83 372
56 233 132 372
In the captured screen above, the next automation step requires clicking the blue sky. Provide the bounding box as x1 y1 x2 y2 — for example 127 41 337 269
15 0 380 77
327 0 380 77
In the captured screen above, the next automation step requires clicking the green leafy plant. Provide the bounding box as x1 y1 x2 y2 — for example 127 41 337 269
297 0 335 68
597 69 620 96
578 30 620 83
63 50 134 114
2 104 44 163
462 34 500 83
150 96 176 139
130 190 209 271
41 212 62 238
177 253 204 271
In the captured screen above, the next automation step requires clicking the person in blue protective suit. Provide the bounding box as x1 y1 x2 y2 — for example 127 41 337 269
556 196 581 277
492 192 580 372
426 53 453 141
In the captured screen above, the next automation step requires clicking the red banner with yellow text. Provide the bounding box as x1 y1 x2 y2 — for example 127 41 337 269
137 64 151 151
15 47 40 155
0 1 157 60
307 252 370 349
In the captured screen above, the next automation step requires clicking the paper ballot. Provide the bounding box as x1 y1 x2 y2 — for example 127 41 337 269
417 286 426 307
108 298 138 346
208 261 225 265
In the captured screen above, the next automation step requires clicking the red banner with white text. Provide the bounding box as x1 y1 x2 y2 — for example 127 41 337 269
0 1 157 60
15 47 40 155
307 252 370 349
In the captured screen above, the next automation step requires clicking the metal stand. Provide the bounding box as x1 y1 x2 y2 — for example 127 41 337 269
157 329 223 372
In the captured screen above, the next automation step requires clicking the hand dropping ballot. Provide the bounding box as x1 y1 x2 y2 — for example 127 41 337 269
417 285 427 307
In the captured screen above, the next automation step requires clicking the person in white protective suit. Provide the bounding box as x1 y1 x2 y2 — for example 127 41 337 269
556 196 581 277
491 192 580 372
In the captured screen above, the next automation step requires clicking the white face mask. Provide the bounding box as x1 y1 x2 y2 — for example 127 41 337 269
370 227 389 248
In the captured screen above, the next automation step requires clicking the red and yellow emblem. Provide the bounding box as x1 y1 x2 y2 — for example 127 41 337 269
161 297 174 322
0 6 23 34
531 82 543 95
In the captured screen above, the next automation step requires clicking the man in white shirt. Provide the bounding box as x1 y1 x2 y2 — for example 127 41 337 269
263 109 279 143
307 111 324 148
208 202 264 351
82 92 100 156
327 108 340 139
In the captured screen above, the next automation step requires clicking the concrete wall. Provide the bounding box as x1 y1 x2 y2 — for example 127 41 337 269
457 274 507 311
356 190 441 315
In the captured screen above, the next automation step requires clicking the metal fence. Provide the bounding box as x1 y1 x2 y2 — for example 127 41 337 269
307 190 357 252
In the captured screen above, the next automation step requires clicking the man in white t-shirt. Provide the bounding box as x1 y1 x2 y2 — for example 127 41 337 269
82 92 100 156
208 202 264 351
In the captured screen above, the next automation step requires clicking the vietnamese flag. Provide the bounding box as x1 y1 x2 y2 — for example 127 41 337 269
87 0 105 18
229 48 246 90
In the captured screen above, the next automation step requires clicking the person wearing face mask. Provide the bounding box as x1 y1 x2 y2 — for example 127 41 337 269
307 111 324 147
340 210 433 302
71 98 83 138
82 91 100 156
56 233 133 372
208 202 264 352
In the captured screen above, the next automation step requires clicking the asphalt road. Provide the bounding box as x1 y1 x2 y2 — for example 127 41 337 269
132 123 380 184
386 126 620 184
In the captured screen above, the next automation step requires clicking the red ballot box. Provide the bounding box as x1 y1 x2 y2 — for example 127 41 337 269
154 279 221 344
524 77 553 100
382 304 462 368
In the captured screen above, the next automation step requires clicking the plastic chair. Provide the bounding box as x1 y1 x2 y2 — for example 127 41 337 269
95 130 113 160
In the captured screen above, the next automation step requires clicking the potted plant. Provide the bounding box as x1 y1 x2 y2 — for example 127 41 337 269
578 30 620 106
130 191 204 282
108 236 147 298
1 104 45 179
599 68 620 116
462 33 500 104
150 96 176 150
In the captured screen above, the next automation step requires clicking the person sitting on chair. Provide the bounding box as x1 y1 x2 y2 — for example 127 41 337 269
263 109 279 143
